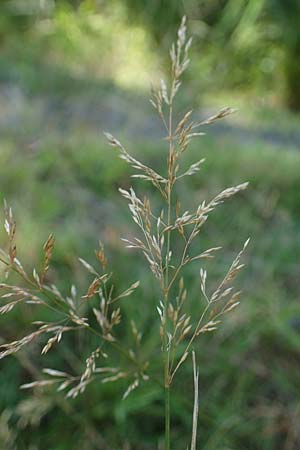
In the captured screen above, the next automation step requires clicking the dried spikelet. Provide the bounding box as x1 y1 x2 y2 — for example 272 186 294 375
178 122 193 146
92 304 119 341
209 304 219 320
121 237 146 251
150 83 167 129
165 183 247 235
0 325 60 359
12 257 27 279
41 325 82 355
170 351 189 382
33 268 41 288
20 379 59 390
0 298 23 314
69 310 89 327
82 278 100 300
41 329 61 355
0 284 42 314
187 246 222 264
177 16 187 49
81 348 100 382
111 281 140 303
209 183 249 209
94 367 119 374
123 378 139 400
223 300 240 314
168 302 175 321
199 268 207 297
175 110 193 136
101 370 129 384
45 283 65 302
179 277 184 291
43 368 70 377
171 16 191 81
197 320 222 335
174 314 192 346
177 159 205 179
160 79 169 105
95 241 107 270
222 291 242 314
119 187 163 279
210 239 250 303
93 307 106 331
195 107 237 127
41 234 55 283
68 352 121 397
144 196 151 233
3 200 17 268
67 347 101 398
78 258 99 276
182 324 192 338
41 334 59 355
57 379 74 392
111 307 121 326
130 319 142 346
104 132 167 193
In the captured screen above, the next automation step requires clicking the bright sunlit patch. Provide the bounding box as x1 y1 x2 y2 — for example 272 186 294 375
36 3 159 91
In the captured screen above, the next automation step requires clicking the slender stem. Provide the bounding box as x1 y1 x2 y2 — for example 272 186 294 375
165 382 171 450
163 200 171 450
167 224 198 292
163 188 172 450
163 80 175 450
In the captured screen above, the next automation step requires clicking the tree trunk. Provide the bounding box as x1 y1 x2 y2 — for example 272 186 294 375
284 37 300 111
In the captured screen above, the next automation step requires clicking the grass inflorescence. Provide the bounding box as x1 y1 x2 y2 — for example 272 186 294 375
0 17 249 450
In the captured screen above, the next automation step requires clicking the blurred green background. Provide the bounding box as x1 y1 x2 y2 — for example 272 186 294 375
0 1 300 449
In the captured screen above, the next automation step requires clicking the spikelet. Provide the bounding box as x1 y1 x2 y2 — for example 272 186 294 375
41 234 55 283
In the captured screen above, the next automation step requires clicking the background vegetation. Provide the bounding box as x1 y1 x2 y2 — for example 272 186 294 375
0 1 300 449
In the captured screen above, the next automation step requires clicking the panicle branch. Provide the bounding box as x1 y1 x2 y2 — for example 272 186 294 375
104 19 250 406
0 203 146 398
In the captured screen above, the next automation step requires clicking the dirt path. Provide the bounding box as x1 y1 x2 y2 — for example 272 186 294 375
1 83 300 150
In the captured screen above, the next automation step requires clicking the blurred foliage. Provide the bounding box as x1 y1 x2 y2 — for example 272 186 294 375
1 0 300 108
0 1 300 449
0 0 158 91
122 0 227 46
267 0 300 109
205 0 300 109
122 0 300 110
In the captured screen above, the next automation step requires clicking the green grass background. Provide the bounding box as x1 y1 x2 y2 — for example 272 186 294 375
1 4 300 450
